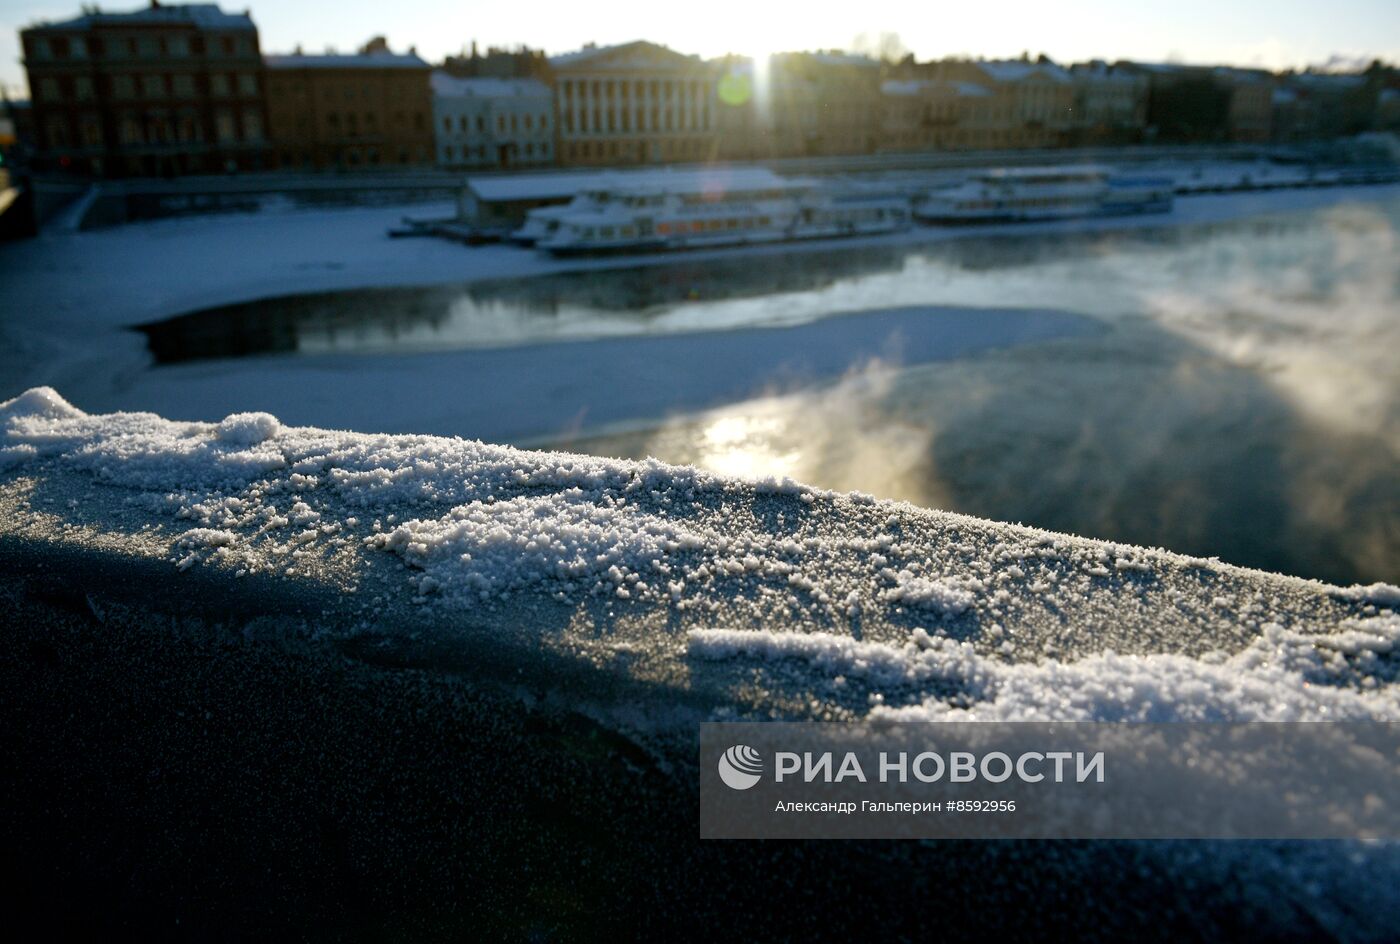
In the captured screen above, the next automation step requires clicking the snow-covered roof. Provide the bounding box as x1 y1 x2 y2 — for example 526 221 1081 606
549 39 700 71
881 79 990 98
1287 72 1366 90
1068 62 1142 84
975 164 1113 180
28 2 253 31
431 73 550 99
1211 66 1273 85
265 51 429 70
881 80 925 96
976 60 1072 84
468 166 796 203
807 51 879 68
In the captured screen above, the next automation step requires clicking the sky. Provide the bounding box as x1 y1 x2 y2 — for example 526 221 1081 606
3 0 1399 98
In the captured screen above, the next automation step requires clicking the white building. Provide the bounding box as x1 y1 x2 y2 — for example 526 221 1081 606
550 41 718 166
431 73 553 169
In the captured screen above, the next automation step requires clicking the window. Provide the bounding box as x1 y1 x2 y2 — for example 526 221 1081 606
216 110 237 142
443 116 451 133
120 114 143 144
44 115 70 147
172 74 195 98
476 115 485 132
80 117 102 146
243 110 263 140
75 76 94 101
167 36 189 57
31 37 52 61
497 115 505 133
237 73 257 96
142 74 165 98
210 74 229 97
138 36 160 58
39 77 61 102
71 36 88 59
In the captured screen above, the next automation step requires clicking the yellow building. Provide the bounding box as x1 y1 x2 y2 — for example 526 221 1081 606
264 40 432 170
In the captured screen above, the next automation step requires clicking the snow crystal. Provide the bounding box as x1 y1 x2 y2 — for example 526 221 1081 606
215 412 281 446
880 569 978 616
2 385 1391 729
0 386 86 421
688 617 1400 722
1332 582 1400 607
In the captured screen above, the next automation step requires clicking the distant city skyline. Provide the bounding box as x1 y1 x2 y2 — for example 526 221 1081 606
4 0 1399 98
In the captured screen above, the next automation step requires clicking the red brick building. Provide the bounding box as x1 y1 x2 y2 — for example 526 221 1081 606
19 2 269 177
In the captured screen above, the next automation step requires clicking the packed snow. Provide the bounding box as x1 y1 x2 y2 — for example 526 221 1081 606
2 388 1395 724
688 618 1400 722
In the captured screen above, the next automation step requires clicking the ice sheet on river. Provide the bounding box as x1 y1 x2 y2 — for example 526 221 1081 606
2 386 1396 725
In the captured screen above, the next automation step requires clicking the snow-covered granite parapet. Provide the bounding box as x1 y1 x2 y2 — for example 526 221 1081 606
2 387 1396 723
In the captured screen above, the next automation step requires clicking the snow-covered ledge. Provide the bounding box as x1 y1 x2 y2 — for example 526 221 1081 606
3 386 1396 725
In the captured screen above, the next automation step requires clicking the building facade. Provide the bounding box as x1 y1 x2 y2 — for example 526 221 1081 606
880 58 1075 151
710 52 884 159
879 79 992 151
1067 61 1148 144
551 41 718 166
19 2 268 177
264 40 432 170
432 74 553 168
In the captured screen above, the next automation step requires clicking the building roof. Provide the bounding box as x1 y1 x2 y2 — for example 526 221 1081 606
1288 72 1366 90
27 2 254 31
430 74 551 98
468 166 797 203
805 51 879 68
881 79 990 98
265 50 429 70
549 39 700 71
975 60 1072 84
1068 62 1144 83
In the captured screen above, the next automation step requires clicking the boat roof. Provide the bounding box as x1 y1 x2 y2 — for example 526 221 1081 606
469 166 805 203
973 165 1113 180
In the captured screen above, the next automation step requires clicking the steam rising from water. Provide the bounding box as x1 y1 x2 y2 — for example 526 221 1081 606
573 196 1400 584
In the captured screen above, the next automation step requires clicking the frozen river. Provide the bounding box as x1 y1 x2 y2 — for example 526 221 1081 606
128 191 1400 586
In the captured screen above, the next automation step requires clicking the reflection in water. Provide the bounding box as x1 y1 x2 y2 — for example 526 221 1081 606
137 210 1356 362
132 193 1399 584
563 196 1400 586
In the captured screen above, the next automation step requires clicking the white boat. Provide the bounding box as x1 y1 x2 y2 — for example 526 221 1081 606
534 180 911 256
510 188 612 245
914 167 1173 223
